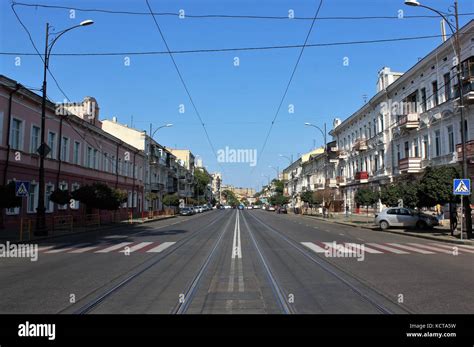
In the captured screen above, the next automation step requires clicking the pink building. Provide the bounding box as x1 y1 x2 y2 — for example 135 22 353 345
0 75 145 231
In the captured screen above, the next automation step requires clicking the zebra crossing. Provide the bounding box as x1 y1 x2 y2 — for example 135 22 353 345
37 241 176 255
302 241 474 256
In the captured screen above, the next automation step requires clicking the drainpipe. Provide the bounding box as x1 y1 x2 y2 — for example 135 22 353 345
3 83 21 186
132 151 136 215
115 142 120 189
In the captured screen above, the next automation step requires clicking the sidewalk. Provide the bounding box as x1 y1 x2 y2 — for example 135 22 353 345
0 214 176 243
299 212 474 246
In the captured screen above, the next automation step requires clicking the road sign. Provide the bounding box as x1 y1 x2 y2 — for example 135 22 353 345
36 143 51 157
15 181 30 197
453 179 471 195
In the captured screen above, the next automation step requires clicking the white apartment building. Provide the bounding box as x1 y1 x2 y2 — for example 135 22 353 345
330 20 474 211
282 20 474 212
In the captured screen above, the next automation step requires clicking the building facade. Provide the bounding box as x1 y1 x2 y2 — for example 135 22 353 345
0 75 145 230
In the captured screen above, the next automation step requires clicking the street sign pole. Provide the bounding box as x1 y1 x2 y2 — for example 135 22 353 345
460 197 463 241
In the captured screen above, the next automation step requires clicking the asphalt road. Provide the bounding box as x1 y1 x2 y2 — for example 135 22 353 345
0 209 472 314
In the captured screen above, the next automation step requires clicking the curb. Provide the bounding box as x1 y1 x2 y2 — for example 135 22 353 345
4 215 177 244
301 214 474 246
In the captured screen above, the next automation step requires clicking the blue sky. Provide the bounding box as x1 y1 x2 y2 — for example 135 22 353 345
1 0 473 190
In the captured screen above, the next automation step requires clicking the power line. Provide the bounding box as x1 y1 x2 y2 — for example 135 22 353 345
144 0 226 175
12 1 474 21
0 34 460 57
253 0 323 174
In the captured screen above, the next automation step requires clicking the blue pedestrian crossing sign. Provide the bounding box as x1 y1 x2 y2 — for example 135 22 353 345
453 179 471 195
15 181 30 197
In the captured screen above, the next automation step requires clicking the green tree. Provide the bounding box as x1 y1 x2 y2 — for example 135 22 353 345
0 182 22 229
194 168 211 199
355 188 379 217
49 189 71 206
300 191 314 206
162 193 180 207
380 185 401 207
418 166 460 207
71 183 127 211
273 180 284 194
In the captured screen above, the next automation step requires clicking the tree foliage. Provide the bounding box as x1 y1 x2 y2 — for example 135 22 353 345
0 182 22 209
418 166 460 207
162 193 180 206
71 183 127 210
355 188 379 207
49 189 71 206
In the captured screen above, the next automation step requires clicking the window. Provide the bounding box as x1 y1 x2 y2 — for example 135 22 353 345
379 115 384 133
373 119 376 135
420 88 427 112
396 144 401 164
387 209 398 215
27 183 38 213
47 132 56 159
30 125 40 154
60 137 69 162
444 72 452 101
112 155 116 173
73 141 81 165
414 138 419 158
10 118 23 150
432 81 439 107
58 182 68 210
380 150 384 169
87 146 94 168
447 125 455 153
45 184 54 213
435 130 441 157
118 158 122 175
423 135 429 159
104 153 109 172
93 149 99 169
374 155 378 172
404 141 409 158
368 123 372 138
71 183 80 209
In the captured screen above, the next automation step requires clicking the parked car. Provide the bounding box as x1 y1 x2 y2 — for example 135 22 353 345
196 205 203 213
375 207 439 230
247 206 253 210
179 207 193 216
268 206 276 212
189 206 195 215
277 206 287 214
238 205 244 210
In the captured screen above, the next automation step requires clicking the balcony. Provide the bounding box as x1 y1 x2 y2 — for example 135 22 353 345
327 152 339 163
337 150 348 160
355 171 369 182
398 113 419 130
336 176 346 186
456 140 474 162
149 183 165 192
399 157 422 173
353 139 367 152
325 178 337 188
313 183 324 190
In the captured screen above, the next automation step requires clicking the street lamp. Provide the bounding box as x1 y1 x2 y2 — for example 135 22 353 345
279 154 293 164
151 123 173 139
305 122 329 214
35 20 94 236
269 165 279 179
404 0 471 237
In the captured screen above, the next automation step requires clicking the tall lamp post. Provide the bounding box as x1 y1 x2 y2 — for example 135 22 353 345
148 123 173 211
305 122 328 215
269 165 279 179
36 20 94 236
405 0 471 238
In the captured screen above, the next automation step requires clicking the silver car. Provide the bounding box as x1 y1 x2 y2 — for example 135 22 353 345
374 207 439 230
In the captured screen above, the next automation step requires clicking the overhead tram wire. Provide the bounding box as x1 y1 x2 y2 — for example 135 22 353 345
12 2 474 21
1 34 461 57
252 0 323 174
144 0 226 175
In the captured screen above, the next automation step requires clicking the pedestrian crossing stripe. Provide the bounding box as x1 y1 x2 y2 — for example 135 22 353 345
302 242 474 256
453 179 470 195
37 241 176 254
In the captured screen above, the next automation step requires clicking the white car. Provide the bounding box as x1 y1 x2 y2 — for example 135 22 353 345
196 206 203 213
